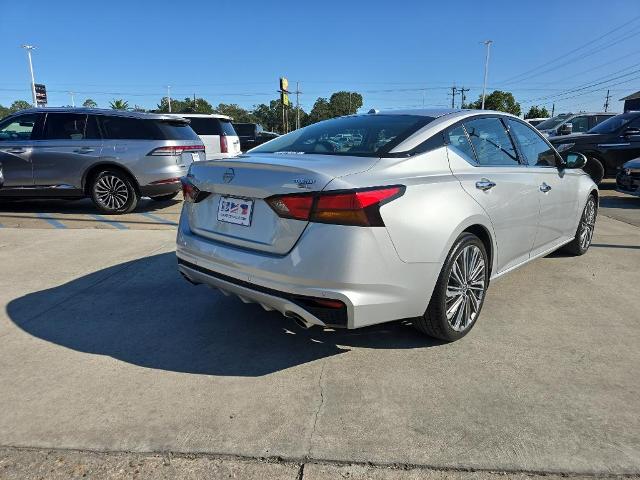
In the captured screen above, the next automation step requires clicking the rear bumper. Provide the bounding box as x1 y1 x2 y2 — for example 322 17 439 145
176 210 441 329
140 181 182 198
616 172 640 196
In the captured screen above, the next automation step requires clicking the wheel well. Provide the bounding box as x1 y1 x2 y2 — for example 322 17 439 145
463 224 493 276
83 164 140 196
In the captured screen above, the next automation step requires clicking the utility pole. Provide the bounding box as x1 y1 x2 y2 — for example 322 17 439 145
603 89 611 112
166 85 172 112
551 103 555 117
21 45 38 107
294 82 303 130
69 91 75 107
481 40 493 110
193 93 197 110
450 85 457 109
458 87 470 108
422 89 426 107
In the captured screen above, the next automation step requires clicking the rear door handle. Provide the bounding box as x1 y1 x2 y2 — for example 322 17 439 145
540 182 552 193
7 148 26 154
74 147 95 153
475 178 496 191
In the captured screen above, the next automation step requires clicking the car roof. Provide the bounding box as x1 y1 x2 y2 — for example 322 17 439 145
164 113 231 120
11 107 184 121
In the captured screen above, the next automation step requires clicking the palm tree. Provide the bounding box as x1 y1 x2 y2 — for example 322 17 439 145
109 99 129 110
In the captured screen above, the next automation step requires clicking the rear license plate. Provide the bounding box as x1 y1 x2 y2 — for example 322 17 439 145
217 197 254 226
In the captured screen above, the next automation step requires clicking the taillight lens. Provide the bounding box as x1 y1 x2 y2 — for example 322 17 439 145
180 177 210 203
148 145 205 156
265 186 404 226
220 135 228 153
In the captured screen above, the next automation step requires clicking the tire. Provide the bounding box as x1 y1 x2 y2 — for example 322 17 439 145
562 194 597 256
413 233 489 342
583 157 605 184
90 169 139 214
150 192 179 202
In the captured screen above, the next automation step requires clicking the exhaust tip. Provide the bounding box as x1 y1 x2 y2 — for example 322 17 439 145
285 311 314 330
179 271 200 286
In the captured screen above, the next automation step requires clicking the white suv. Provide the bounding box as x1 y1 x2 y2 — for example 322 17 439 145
167 114 241 160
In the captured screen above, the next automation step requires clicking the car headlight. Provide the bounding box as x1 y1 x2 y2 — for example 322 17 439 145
556 143 575 152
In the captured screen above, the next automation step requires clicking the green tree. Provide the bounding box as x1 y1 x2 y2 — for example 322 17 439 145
10 100 32 113
525 105 549 119
215 103 255 122
467 90 521 116
0 105 10 119
252 100 285 133
309 98 332 124
109 99 129 110
328 91 363 117
82 99 98 108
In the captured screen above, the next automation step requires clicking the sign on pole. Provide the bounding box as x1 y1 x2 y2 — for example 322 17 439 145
34 83 47 106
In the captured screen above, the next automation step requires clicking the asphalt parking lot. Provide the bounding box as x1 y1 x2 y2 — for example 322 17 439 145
0 181 639 479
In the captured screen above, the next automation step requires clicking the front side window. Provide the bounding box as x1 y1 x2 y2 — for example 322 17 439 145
251 114 434 157
463 117 519 166
0 114 39 141
446 125 476 164
568 116 589 133
507 120 558 167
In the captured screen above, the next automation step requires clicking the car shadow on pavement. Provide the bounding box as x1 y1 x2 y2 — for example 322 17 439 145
599 195 640 209
0 197 181 214
7 253 442 377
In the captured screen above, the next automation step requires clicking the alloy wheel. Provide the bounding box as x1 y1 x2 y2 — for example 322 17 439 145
94 175 129 211
579 197 596 250
445 244 486 332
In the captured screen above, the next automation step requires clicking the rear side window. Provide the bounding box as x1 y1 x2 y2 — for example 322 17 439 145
446 126 476 164
220 119 237 136
463 117 519 166
44 113 98 140
99 116 199 140
507 120 557 167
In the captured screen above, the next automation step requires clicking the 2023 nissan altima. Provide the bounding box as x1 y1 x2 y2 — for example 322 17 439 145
177 109 598 341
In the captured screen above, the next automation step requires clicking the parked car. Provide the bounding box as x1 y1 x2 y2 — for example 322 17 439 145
526 117 548 127
549 111 640 184
615 157 640 196
0 108 205 214
232 122 279 151
536 112 615 137
166 114 240 160
177 109 597 342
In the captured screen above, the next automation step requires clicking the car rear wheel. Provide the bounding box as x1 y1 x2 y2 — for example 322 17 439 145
150 192 179 202
413 233 489 341
583 157 605 184
562 195 597 256
90 169 139 214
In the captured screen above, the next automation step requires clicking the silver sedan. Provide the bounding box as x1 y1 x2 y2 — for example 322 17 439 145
177 109 597 341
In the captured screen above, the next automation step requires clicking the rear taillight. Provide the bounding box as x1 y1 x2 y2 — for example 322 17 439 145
220 135 228 153
266 186 404 227
148 145 205 156
180 177 210 203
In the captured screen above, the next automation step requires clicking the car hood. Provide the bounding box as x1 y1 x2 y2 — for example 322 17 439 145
623 157 640 169
548 133 604 144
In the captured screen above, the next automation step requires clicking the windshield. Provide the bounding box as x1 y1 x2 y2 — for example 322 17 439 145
535 114 572 130
250 114 433 157
588 113 636 134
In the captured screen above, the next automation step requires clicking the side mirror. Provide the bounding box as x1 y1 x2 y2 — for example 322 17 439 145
561 152 587 170
623 127 640 137
558 123 573 135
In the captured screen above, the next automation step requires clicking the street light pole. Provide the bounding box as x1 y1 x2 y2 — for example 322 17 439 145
167 85 172 112
481 40 493 110
21 45 38 107
69 92 75 107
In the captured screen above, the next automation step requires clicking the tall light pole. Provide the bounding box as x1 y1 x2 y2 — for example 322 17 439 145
21 44 38 107
69 91 75 107
481 40 493 110
166 85 172 112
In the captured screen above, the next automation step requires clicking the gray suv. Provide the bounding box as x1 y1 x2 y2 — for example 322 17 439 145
0 108 204 214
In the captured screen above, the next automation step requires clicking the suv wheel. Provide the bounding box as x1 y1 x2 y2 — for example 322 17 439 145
583 157 605 184
90 169 139 214
413 233 489 341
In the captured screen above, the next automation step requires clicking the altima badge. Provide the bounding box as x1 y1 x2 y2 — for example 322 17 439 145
223 168 235 183
294 178 315 188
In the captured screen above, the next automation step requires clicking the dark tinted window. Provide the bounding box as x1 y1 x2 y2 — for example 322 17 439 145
233 123 257 136
99 116 199 140
446 125 476 163
463 117 519 166
0 114 39 141
185 117 222 135
507 120 557 167
220 119 237 136
44 113 89 140
85 115 101 139
568 116 589 133
535 114 572 130
589 113 639 134
252 115 433 157
595 115 614 124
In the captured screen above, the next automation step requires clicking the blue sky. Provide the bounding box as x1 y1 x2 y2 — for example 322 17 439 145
1 0 639 115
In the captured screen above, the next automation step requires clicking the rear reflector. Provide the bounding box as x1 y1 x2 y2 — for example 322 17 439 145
148 145 205 156
220 135 228 153
266 185 404 227
180 177 210 203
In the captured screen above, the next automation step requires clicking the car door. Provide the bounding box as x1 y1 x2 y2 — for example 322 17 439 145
0 112 44 187
31 112 103 191
446 117 541 273
506 119 580 256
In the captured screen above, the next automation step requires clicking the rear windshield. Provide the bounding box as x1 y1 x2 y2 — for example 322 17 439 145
250 114 434 157
186 117 237 136
99 116 199 140
535 114 572 130
588 113 637 134
233 123 256 136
